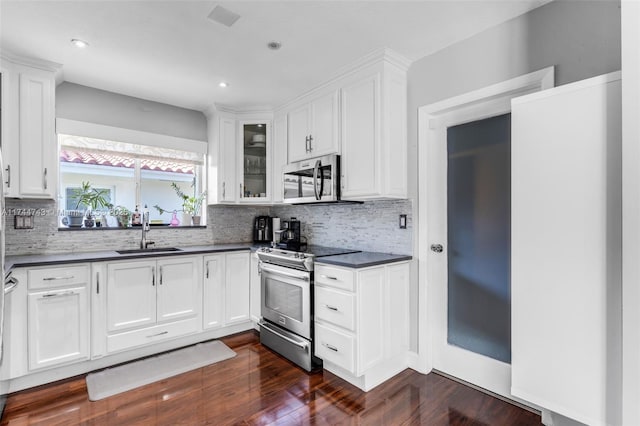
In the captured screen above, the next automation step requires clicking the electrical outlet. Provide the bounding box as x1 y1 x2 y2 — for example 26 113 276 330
399 214 407 229
14 214 34 229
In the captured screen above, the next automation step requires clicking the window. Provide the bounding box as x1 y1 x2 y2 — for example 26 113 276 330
58 134 206 228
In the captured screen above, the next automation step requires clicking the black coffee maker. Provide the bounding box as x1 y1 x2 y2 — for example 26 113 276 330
253 216 272 243
277 217 306 251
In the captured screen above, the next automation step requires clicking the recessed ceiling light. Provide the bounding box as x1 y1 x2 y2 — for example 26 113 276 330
71 38 89 48
219 82 228 88
267 41 282 51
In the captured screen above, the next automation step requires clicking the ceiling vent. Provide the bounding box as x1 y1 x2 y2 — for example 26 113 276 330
208 5 241 27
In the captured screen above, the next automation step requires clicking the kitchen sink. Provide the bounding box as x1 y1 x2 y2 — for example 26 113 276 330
116 247 183 255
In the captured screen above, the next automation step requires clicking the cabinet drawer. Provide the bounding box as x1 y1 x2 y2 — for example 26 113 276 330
315 286 355 331
28 265 90 290
315 264 354 291
107 317 199 354
315 323 355 373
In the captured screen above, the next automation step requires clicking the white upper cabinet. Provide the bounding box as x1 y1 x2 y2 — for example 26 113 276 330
207 113 237 204
238 120 271 203
207 111 273 204
287 90 339 162
280 49 409 201
340 57 408 200
1 55 59 199
207 49 408 205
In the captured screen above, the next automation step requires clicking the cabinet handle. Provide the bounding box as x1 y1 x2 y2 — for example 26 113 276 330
146 331 169 338
308 135 313 152
323 343 339 352
206 261 210 279
42 290 76 299
319 274 338 281
159 266 163 285
5 164 10 188
43 275 74 281
222 182 226 199
240 183 243 198
325 304 338 311
152 266 155 286
96 272 100 294
305 135 310 153
43 168 48 190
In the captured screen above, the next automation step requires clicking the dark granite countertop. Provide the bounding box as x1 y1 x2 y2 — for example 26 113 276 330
315 251 412 269
5 243 258 272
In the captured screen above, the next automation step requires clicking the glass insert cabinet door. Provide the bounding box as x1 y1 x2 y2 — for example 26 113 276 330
240 121 270 202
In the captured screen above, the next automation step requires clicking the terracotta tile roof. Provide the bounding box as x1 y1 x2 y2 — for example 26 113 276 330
60 148 194 174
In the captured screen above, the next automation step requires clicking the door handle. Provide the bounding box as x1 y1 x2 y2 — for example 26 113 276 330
313 159 321 200
260 322 309 351
430 244 444 253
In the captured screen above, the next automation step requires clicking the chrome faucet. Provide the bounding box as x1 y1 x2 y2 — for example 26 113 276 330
141 205 154 249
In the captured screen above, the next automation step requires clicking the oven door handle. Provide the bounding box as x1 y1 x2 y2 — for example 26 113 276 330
261 264 310 282
260 322 309 352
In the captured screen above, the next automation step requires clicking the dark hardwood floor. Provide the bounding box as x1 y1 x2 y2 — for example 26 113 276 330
1 331 541 425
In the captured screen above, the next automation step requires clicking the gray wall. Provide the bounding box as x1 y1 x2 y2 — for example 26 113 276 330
56 82 208 142
407 0 621 199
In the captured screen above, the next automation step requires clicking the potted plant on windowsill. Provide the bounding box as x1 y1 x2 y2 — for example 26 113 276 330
113 205 131 228
154 182 206 226
65 181 113 228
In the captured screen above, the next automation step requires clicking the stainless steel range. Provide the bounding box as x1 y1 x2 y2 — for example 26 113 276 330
257 245 359 371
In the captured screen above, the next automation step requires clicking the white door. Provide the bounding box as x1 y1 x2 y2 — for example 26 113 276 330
18 71 55 198
28 286 89 370
106 260 156 332
418 68 554 400
287 103 311 162
309 90 339 157
220 117 237 203
203 254 224 329
224 252 250 325
157 256 199 323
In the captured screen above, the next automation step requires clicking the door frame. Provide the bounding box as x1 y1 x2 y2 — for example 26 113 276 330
416 67 554 383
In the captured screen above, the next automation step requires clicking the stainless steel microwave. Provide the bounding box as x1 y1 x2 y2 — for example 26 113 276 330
282 154 340 204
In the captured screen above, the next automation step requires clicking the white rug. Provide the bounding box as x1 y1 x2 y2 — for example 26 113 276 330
86 340 236 401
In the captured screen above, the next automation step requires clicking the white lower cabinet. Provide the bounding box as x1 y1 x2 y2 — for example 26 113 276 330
105 256 201 353
203 251 250 330
2 250 257 392
314 261 409 391
26 265 90 371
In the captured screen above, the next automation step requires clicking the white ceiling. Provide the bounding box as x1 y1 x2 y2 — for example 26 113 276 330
0 1 550 112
